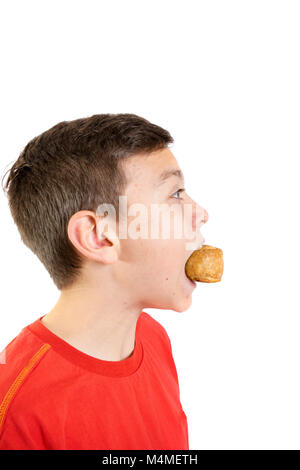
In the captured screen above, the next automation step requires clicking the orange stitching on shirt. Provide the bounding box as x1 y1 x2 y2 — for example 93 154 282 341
0 343 51 433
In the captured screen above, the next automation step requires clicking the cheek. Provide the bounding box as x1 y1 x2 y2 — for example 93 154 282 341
145 240 184 282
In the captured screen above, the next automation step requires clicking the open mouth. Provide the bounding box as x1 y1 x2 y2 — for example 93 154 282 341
184 262 197 287
184 244 204 288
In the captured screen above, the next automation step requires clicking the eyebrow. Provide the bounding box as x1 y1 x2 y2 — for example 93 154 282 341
155 168 185 186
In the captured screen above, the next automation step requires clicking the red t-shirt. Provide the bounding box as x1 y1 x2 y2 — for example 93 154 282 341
0 311 189 450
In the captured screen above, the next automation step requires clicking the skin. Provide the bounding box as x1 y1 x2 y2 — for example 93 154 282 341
41 148 209 361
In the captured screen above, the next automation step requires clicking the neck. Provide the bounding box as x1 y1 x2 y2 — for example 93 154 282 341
41 278 143 362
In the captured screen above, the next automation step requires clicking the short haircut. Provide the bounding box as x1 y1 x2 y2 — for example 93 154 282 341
2 113 174 290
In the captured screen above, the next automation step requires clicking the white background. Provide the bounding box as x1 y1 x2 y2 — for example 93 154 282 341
1 0 300 450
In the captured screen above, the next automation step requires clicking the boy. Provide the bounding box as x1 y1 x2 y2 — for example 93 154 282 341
0 114 208 450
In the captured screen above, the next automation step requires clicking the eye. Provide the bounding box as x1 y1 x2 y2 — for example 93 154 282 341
171 188 185 200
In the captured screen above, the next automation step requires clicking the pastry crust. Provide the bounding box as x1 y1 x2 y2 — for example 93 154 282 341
185 245 224 283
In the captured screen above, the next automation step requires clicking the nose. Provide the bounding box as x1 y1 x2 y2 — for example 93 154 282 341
191 204 209 231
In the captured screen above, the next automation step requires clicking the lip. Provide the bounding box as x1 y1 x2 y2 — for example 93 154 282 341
189 278 197 288
184 270 197 288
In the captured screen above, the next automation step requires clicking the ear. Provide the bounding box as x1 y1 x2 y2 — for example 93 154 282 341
67 210 120 264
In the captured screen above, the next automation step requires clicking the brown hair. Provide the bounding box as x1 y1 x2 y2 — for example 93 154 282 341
2 113 174 290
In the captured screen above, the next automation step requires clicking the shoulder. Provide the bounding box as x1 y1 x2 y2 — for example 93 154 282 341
0 325 49 393
0 324 51 440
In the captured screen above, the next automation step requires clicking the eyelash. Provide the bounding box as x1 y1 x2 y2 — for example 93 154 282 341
171 188 185 200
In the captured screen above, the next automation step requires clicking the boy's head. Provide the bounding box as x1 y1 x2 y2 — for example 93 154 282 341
2 113 208 312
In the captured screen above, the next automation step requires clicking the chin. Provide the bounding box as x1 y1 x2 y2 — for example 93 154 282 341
173 296 193 313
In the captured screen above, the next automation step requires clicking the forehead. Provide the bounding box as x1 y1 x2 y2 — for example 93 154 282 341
123 147 183 189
